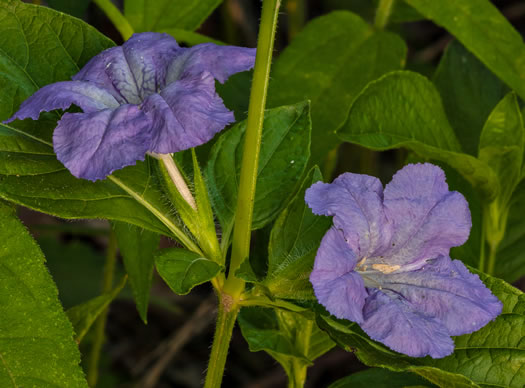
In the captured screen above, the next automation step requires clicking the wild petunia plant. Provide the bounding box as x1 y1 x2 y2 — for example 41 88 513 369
0 0 523 388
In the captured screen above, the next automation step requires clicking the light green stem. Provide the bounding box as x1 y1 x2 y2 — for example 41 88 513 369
87 230 118 387
223 0 282 299
204 1 281 387
375 0 395 29
93 0 134 40
204 299 239 388
486 244 498 276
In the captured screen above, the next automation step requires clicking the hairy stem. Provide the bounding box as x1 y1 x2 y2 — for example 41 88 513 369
204 1 281 386
87 230 118 387
93 0 134 41
375 0 395 29
204 297 239 388
223 0 282 298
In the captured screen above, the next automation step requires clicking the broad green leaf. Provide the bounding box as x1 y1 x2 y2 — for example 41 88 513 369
434 40 508 156
264 167 331 300
67 276 127 343
268 11 406 165
113 222 160 323
404 0 525 102
479 92 524 210
337 71 498 200
124 0 221 32
317 269 525 388
238 307 334 381
207 102 311 243
155 248 222 295
328 368 435 388
0 201 87 387
323 0 422 23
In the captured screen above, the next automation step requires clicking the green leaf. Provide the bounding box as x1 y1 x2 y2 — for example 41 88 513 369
328 368 435 388
46 0 91 18
317 269 525 388
161 28 224 46
113 222 160 323
67 276 127 343
0 201 88 387
268 11 406 165
124 0 221 32
207 101 311 244
404 0 525 102
238 307 334 380
263 166 331 300
494 180 525 283
155 248 222 295
433 40 508 156
337 71 498 200
479 92 524 209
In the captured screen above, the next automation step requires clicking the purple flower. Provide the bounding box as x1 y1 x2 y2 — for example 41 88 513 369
4 32 256 181
305 163 502 358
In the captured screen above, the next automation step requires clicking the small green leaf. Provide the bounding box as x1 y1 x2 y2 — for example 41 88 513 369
433 40 508 156
479 92 524 209
67 276 127 343
0 201 88 387
337 71 498 200
124 0 221 32
113 222 160 323
264 166 331 300
405 0 525 102
238 307 334 380
268 11 406 165
207 102 311 244
155 248 222 295
328 368 435 388
316 268 525 388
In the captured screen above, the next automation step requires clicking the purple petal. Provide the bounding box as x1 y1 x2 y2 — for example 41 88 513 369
305 173 392 258
142 71 234 153
371 255 502 336
53 105 152 181
166 43 256 84
74 32 180 104
4 81 119 123
310 228 367 323
382 163 471 267
361 289 454 358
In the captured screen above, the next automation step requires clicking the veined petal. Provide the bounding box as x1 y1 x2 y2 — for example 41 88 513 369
142 71 234 154
371 255 502 336
166 43 256 84
305 173 392 258
361 289 454 358
53 105 152 181
4 81 119 123
74 32 180 104
383 163 471 267
310 228 367 323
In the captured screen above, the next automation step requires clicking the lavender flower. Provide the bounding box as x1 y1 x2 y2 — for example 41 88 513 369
305 163 502 358
4 32 255 181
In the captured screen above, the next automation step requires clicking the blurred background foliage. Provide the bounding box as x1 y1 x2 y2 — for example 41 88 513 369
19 0 525 387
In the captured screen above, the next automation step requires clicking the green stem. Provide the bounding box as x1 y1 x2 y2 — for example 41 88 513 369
374 0 395 29
87 230 118 387
203 299 239 388
486 244 498 276
224 0 282 298
289 360 308 388
286 0 306 41
93 0 134 41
